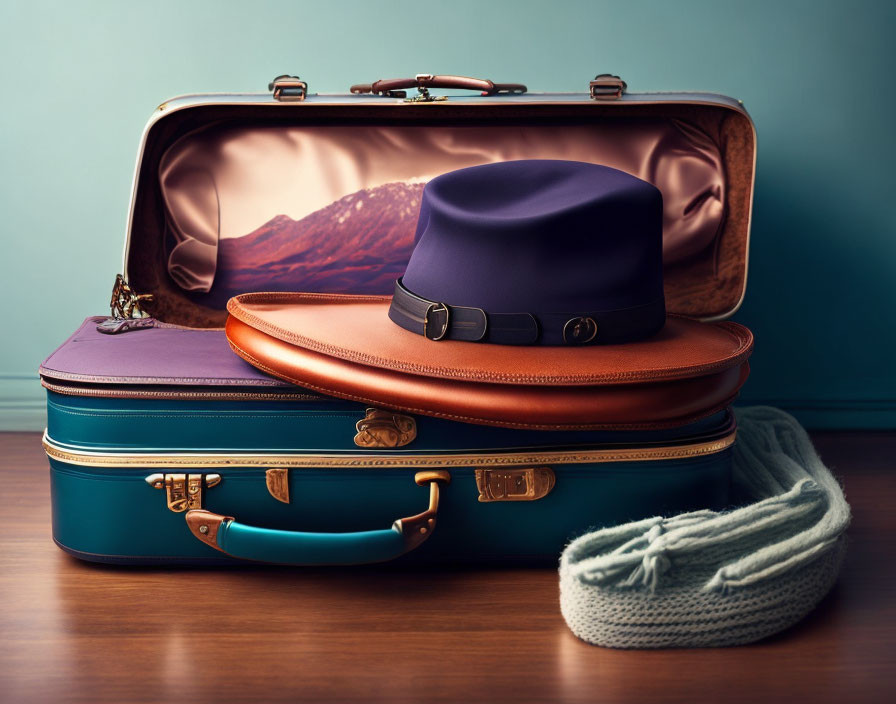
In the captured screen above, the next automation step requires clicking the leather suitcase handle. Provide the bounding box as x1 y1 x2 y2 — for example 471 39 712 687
351 73 527 98
183 470 449 565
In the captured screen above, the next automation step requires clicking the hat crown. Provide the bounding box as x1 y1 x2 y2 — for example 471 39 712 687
401 160 665 315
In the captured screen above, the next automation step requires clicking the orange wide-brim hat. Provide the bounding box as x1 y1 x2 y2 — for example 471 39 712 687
225 292 752 431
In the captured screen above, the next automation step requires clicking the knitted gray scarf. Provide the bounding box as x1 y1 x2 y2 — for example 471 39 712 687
559 406 850 648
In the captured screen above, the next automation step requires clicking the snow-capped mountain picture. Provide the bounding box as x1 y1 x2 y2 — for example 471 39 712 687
194 181 424 306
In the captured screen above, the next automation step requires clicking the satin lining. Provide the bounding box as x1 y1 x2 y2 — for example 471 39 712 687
158 120 725 296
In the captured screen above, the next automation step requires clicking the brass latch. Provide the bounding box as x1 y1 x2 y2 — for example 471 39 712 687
96 274 155 334
475 467 555 502
145 473 221 512
354 408 417 448
589 73 627 100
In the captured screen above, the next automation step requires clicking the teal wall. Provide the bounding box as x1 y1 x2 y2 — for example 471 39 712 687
1 0 894 430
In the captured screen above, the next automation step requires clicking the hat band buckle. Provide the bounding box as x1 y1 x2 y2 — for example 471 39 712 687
423 302 451 341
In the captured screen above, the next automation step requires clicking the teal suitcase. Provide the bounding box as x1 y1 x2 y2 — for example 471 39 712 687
41 321 736 565
39 72 755 565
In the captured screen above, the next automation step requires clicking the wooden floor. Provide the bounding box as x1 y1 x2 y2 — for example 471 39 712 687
1 431 894 704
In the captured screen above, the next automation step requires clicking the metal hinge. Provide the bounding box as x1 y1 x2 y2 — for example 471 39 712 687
96 274 155 334
354 408 417 448
145 473 222 512
590 74 627 100
475 467 556 502
269 74 308 102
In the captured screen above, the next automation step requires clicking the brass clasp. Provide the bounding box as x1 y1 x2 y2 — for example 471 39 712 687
145 473 221 512
96 274 155 334
475 467 555 502
354 408 417 448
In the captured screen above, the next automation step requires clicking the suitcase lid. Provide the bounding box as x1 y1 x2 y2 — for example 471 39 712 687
118 73 755 328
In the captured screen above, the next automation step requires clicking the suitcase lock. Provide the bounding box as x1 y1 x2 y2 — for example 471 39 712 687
475 467 555 502
145 473 222 512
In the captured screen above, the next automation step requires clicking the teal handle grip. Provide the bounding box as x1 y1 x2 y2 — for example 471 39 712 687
184 470 449 565
222 522 405 565
194 515 408 565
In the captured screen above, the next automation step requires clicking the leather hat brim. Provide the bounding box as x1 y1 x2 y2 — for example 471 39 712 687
225 293 752 430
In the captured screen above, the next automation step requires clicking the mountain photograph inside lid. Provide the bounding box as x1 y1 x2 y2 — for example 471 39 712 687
189 181 424 307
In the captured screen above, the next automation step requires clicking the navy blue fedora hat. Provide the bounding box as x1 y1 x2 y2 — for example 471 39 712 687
389 159 666 346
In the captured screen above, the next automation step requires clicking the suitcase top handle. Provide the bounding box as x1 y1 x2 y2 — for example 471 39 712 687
270 72 627 102
350 73 528 100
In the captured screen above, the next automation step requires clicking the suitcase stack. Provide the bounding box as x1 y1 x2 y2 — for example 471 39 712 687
40 73 756 565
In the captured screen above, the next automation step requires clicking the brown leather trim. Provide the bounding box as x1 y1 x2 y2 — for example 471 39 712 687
226 293 753 387
185 509 230 551
225 315 749 431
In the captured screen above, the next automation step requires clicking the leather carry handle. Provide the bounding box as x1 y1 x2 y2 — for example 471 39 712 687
351 73 527 98
184 470 450 565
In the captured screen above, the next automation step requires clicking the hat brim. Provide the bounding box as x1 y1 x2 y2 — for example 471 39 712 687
226 293 752 430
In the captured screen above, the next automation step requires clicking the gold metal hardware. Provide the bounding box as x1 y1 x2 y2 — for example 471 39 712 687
145 473 221 512
44 430 737 469
403 76 448 103
423 302 450 340
354 408 417 448
590 73 627 100
96 274 155 334
265 468 290 504
475 467 555 502
269 75 307 102
396 470 451 549
110 274 153 319
563 316 598 345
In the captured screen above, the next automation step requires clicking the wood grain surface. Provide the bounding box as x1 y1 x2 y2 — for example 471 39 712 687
1 431 893 704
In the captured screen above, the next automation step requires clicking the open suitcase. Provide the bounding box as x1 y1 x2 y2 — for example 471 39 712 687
40 73 755 565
